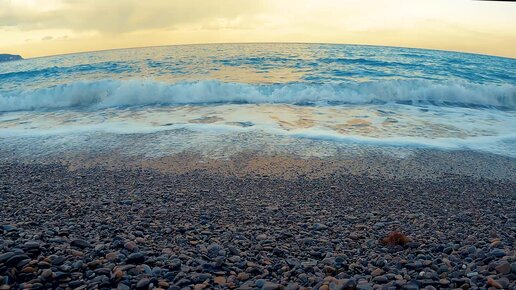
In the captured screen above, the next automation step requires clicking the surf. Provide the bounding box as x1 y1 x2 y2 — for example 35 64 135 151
1 79 515 112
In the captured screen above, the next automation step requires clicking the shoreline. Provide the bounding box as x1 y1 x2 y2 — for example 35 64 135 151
1 150 515 289
3 146 514 181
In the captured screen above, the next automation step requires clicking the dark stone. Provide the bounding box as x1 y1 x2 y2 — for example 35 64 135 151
23 241 40 249
262 281 280 290
344 279 357 289
401 283 420 290
94 268 111 276
207 243 222 258
117 282 131 290
15 258 31 269
169 258 181 270
69 280 83 288
490 249 505 258
136 278 150 289
126 252 145 264
5 254 30 267
70 239 92 249
0 252 15 263
373 275 388 283
51 256 66 265
356 284 373 290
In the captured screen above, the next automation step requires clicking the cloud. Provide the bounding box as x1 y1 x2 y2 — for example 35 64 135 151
42 35 53 40
0 0 269 34
1 0 515 58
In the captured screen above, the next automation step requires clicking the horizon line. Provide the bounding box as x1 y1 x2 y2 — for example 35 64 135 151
14 41 516 61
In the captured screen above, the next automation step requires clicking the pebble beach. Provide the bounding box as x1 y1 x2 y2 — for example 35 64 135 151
1 150 515 290
1 43 515 290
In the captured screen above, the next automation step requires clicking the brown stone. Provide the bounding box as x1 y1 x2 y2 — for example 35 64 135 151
487 277 503 289
161 248 173 255
237 272 250 281
371 268 385 277
40 269 53 280
495 262 511 274
124 241 138 251
158 281 169 288
439 279 450 286
21 267 36 273
69 250 84 257
112 269 123 280
106 252 119 261
214 276 226 285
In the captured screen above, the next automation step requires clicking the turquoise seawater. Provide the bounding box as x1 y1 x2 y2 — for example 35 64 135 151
0 44 515 157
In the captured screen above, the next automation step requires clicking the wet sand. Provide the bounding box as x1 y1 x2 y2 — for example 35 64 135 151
0 150 515 290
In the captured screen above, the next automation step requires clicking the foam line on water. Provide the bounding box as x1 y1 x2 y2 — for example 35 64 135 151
1 79 515 112
0 118 514 157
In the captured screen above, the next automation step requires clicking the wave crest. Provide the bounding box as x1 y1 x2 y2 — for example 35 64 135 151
1 79 515 112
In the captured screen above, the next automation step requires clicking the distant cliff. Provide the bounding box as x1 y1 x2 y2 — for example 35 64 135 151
0 54 23 62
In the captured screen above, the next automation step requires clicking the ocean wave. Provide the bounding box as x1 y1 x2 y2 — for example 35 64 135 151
0 79 515 112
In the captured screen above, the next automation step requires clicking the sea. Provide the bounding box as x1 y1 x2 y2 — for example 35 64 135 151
0 43 515 159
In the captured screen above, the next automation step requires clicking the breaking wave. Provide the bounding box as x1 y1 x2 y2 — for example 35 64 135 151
1 79 515 112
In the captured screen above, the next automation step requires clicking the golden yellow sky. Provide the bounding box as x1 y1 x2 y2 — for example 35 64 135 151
1 0 515 58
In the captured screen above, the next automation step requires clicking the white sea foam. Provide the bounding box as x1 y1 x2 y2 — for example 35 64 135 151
1 79 515 112
290 129 516 156
0 103 514 157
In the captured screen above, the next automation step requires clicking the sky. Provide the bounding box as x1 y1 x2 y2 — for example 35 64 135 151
0 0 515 58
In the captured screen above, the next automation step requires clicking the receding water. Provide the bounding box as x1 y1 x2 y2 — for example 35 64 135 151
0 43 515 157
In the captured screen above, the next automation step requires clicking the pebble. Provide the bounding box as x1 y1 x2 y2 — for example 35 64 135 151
5 254 29 267
313 223 328 230
466 271 478 277
237 272 250 281
106 251 119 260
256 234 268 240
494 261 511 274
70 239 92 249
1 161 514 290
487 277 503 289
40 269 53 279
490 249 506 257
214 276 226 285
371 268 384 277
22 241 40 249
20 267 35 273
0 252 15 263
136 278 150 289
124 241 138 252
401 284 420 290
125 252 145 264
262 281 280 290
117 282 130 290
112 269 123 280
